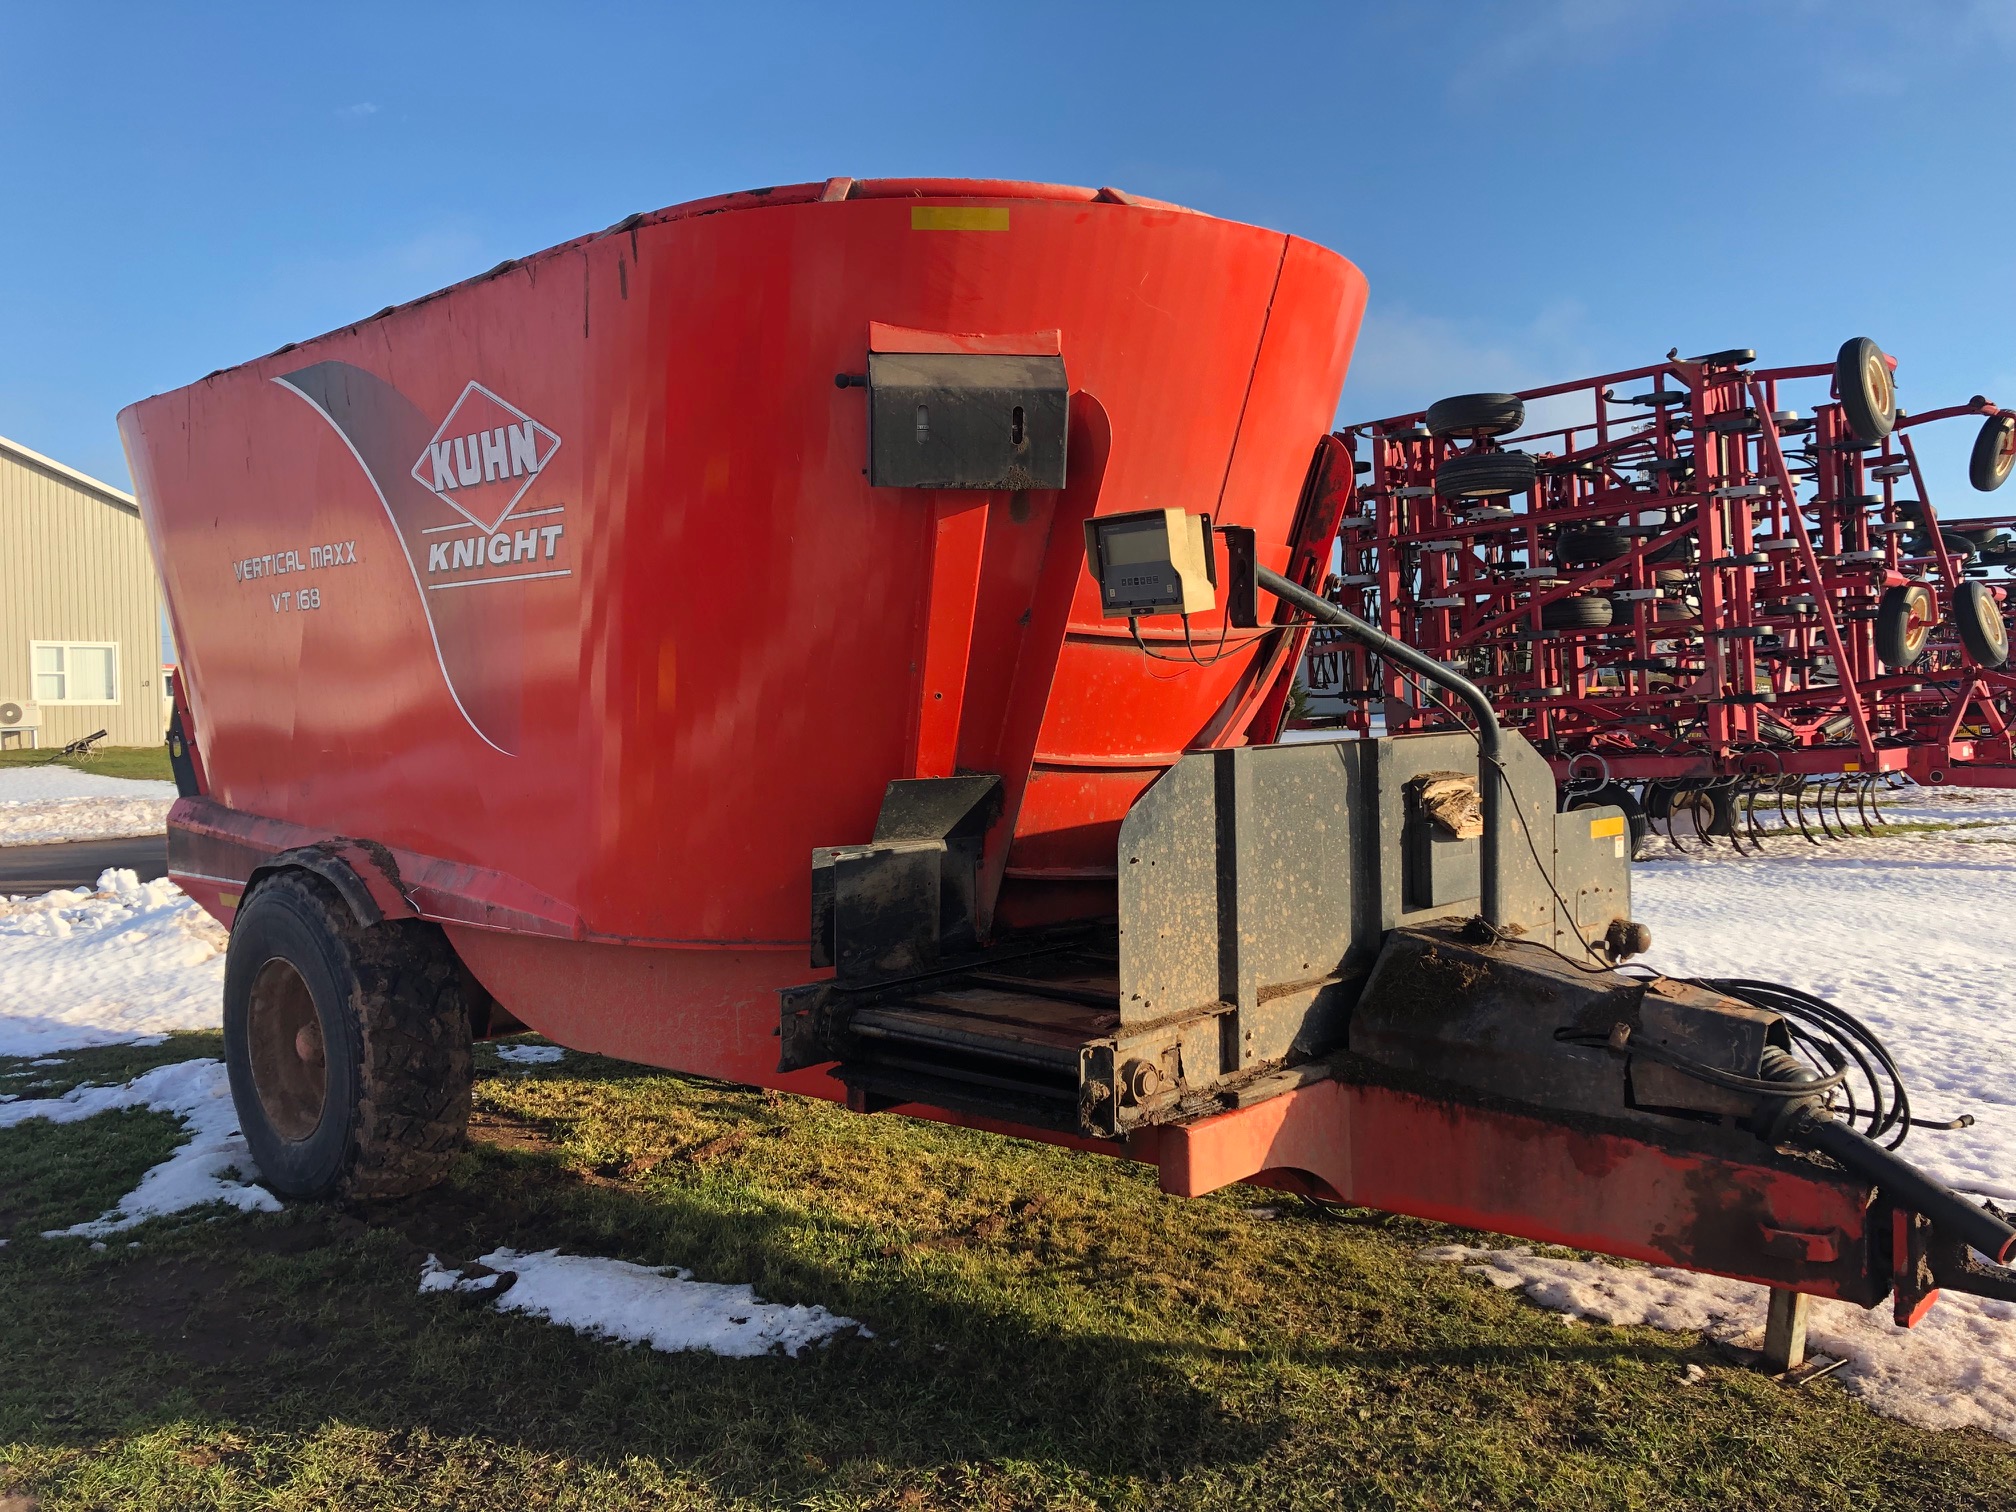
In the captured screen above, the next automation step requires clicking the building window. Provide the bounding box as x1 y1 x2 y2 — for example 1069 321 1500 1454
30 642 120 704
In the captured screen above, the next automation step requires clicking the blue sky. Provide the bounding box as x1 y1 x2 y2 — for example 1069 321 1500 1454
4 1 2014 514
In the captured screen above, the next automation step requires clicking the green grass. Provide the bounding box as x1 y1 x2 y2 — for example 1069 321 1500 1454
1 1040 2010 1510
0 744 173 783
1863 818 2009 837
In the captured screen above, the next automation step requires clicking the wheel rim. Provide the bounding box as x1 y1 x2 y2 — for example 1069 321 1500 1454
247 956 327 1141
1904 586 1932 658
1998 421 2016 481
1865 351 1893 414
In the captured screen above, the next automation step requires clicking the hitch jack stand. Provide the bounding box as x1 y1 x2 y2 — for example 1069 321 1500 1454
1719 1288 1846 1385
1763 1288 1809 1372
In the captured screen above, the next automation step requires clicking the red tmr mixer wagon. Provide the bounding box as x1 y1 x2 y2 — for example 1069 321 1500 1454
121 178 2016 1345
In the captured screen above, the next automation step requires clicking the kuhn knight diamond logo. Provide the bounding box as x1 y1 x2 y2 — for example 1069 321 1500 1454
410 381 561 532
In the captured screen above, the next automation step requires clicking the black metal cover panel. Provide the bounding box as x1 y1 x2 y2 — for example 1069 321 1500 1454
867 352 1068 489
1551 807 1632 958
1115 742 1363 1032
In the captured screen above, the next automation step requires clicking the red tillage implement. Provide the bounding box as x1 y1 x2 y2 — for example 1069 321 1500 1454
123 180 2015 1340
1305 345 2015 848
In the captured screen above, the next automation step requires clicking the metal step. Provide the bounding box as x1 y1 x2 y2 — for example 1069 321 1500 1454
828 960 1126 1135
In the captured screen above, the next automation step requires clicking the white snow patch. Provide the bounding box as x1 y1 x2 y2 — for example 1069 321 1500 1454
0 796 173 847
0 768 177 802
420 1248 865 1357
0 768 176 845
494 1043 566 1066
0 1058 279 1236
1423 1244 2016 1441
1633 809 2016 1203
0 869 226 1057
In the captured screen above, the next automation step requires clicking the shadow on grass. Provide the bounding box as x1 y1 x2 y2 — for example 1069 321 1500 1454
5 1052 2011 1509
0 1093 1677 1500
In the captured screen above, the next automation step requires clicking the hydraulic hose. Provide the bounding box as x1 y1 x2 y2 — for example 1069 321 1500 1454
1256 565 1508 928
1747 1046 2016 1263
1786 1109 2016 1264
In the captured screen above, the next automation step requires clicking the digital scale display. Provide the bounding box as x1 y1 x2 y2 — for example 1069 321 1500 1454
1085 509 1217 618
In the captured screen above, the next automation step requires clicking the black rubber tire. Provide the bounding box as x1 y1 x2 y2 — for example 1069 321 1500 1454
1970 413 2016 493
1955 580 2011 669
1425 392 1525 438
1435 451 1537 500
1646 513 1697 565
1909 531 1981 564
223 871 474 1200
1874 583 1933 669
1556 528 1631 567
1835 337 1897 444
1561 782 1650 855
1540 594 1613 630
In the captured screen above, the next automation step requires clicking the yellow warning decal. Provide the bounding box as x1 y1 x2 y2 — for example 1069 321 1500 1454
1842 761 1861 772
218 889 242 908
1589 816 1627 839
912 206 1010 231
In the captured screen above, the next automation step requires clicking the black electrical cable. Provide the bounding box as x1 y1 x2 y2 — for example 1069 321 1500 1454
1557 1025 1852 1098
1557 972 1972 1153
1180 609 1243 667
1128 615 1278 667
1700 977 1920 1149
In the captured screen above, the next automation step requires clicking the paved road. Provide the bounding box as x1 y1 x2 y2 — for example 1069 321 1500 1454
0 835 169 894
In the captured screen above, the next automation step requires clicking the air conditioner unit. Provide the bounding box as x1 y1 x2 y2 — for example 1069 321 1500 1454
0 699 41 730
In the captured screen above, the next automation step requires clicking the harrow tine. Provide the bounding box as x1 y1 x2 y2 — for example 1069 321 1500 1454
1693 785 1722 851
1699 803 1721 851
1771 776 1799 842
1657 784 1694 854
1740 774 1769 852
1808 776 1837 841
1710 778 1742 854
1654 793 1679 853
1792 777 1823 846
1829 777 1854 841
1854 773 1877 838
1869 776 1892 831
1727 782 1754 855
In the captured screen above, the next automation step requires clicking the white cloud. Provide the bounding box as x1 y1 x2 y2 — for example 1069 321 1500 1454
338 102 379 119
1798 0 2016 95
1342 299 1602 434
1439 0 1662 100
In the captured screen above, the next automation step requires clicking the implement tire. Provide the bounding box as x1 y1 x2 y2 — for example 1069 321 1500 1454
1426 392 1526 438
1435 451 1537 500
1835 337 1897 444
1540 594 1613 630
1875 582 1934 669
223 871 473 1200
1971 413 2016 493
1955 580 2011 670
1556 527 1631 567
